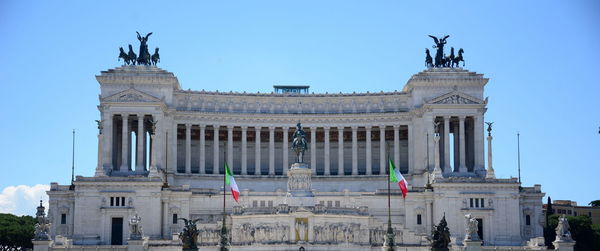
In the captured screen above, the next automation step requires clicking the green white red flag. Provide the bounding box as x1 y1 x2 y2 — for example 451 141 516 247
389 159 407 198
225 163 240 202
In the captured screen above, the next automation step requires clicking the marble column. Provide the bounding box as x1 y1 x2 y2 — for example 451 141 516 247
255 127 261 176
379 126 386 175
199 125 206 174
102 113 112 170
241 126 247 175
486 130 495 179
269 126 275 175
475 115 485 172
351 126 358 175
227 126 234 172
136 114 145 171
213 125 220 174
459 116 467 172
310 127 317 175
324 127 330 175
120 114 129 171
282 127 288 175
185 123 191 174
394 125 400 170
365 126 372 175
337 127 344 176
407 124 413 173
443 116 451 173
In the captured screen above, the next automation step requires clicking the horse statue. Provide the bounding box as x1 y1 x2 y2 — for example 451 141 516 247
444 47 455 67
451 48 465 67
151 48 160 65
127 44 137 65
291 123 308 163
118 47 132 65
425 48 433 68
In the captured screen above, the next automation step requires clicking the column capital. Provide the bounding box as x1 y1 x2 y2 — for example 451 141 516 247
337 126 344 130
282 127 289 132
241 125 248 130
393 125 400 129
323 126 330 131
122 114 129 119
365 125 372 130
309 126 317 130
444 115 451 119
268 126 275 130
351 126 358 130
137 113 144 118
227 125 234 130
459 115 466 121
198 124 206 129
213 124 221 129
185 123 192 128
379 125 386 130
255 127 262 132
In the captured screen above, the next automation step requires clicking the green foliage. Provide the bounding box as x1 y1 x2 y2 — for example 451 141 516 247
0 213 36 251
544 214 600 251
589 200 600 207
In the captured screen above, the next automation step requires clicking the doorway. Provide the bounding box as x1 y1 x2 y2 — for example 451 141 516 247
476 218 483 241
111 217 123 245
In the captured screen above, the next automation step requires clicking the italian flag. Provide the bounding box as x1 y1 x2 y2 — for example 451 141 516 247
389 159 408 198
225 163 240 202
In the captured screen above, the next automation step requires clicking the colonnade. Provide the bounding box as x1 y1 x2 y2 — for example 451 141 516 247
174 124 413 176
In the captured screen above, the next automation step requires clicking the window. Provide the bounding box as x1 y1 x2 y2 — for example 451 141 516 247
268 201 273 207
567 210 571 215
327 201 332 207
525 215 531 225
335 201 340 207
417 214 422 225
172 214 178 224
481 198 485 207
475 199 479 208
252 201 258 207
61 214 67 224
109 197 126 207
260 201 265 207
470 198 474 208
469 198 485 208
589 212 592 217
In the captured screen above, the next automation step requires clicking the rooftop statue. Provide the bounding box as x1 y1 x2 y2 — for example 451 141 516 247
291 123 308 163
136 32 152 65
426 35 465 68
34 200 51 240
117 32 160 66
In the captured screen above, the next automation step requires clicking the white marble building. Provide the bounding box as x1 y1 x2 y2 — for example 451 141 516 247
46 65 545 250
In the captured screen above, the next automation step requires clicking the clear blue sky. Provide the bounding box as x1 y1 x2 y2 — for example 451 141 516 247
1 0 599 215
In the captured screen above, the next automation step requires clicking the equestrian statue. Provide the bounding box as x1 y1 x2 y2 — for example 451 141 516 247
291 123 308 163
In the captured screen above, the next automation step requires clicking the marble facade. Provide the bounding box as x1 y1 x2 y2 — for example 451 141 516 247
45 65 545 250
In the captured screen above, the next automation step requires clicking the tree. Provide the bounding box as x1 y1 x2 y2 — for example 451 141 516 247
544 197 554 247
588 200 600 207
545 214 600 251
0 213 36 251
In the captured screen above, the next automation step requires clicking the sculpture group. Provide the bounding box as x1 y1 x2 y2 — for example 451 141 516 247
118 32 160 66
426 35 464 68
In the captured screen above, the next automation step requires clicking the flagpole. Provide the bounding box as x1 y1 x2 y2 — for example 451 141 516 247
383 142 395 250
220 149 229 251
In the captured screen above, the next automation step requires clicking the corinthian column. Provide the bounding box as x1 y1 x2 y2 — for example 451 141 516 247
310 126 317 175
213 125 220 174
379 126 386 175
136 114 145 172
199 125 206 174
486 123 495 179
337 127 344 176
120 114 129 171
459 116 467 172
365 126 372 175
324 127 330 175
185 123 191 174
269 126 275 175
227 126 234 172
282 127 289 175
351 126 358 175
255 127 261 176
394 125 400 170
443 116 451 173
241 126 247 175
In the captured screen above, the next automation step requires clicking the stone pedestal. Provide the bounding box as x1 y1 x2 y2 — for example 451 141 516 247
553 240 575 251
32 240 52 251
127 239 146 251
463 240 482 251
285 162 314 207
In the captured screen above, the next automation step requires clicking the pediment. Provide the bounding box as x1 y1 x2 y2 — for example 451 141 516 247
426 91 485 105
102 88 161 103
